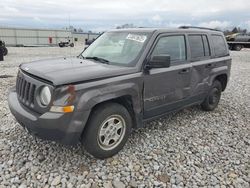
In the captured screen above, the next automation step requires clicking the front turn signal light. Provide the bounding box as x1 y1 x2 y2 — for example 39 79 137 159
50 105 75 113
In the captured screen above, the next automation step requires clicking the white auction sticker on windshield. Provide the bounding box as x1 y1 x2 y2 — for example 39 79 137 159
126 34 147 43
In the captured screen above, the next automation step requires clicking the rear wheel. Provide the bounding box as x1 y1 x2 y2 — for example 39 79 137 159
70 43 74 47
201 80 222 111
3 47 8 56
81 103 132 159
234 44 242 51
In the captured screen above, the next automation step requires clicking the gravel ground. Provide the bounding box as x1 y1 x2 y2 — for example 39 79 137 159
0 47 249 188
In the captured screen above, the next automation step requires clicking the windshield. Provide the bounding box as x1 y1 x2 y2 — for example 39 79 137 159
80 31 150 66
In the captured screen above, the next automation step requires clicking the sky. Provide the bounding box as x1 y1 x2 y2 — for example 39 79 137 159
0 0 250 32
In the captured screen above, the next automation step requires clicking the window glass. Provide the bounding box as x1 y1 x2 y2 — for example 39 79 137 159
202 35 210 56
212 35 228 57
81 32 150 66
152 35 186 62
188 35 205 59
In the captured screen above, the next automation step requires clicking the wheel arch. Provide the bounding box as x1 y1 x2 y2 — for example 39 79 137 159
214 74 228 91
79 95 141 140
92 95 137 126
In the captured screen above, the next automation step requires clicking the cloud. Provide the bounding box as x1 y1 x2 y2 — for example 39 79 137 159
33 17 43 22
152 15 162 22
0 0 250 31
3 5 19 13
198 21 232 29
165 22 191 28
241 20 250 30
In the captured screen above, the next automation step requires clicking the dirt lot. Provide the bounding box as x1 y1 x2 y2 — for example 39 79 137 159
0 47 249 188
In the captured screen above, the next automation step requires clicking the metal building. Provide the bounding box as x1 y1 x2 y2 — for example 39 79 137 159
0 27 100 47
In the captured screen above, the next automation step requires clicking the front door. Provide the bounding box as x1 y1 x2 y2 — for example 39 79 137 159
143 34 192 119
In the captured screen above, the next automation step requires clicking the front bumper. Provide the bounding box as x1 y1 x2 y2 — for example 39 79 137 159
8 89 90 145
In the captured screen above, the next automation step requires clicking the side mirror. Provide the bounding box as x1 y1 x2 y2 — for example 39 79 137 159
146 55 171 69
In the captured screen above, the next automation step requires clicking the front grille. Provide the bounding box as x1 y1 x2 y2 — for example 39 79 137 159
16 74 36 107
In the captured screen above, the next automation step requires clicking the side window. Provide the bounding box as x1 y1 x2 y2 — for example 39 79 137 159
212 35 228 57
152 35 186 62
188 35 204 59
202 35 210 56
188 35 211 59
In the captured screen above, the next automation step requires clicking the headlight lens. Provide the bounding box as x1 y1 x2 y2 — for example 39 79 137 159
40 86 51 106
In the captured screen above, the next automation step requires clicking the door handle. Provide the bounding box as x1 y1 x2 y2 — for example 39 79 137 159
179 68 190 74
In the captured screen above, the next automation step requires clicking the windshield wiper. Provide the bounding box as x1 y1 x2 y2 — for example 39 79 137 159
85 56 110 64
77 54 84 59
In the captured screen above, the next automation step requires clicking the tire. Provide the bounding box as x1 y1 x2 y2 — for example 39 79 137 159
58 43 64 48
201 80 222 111
70 43 74 47
228 45 233 51
81 103 132 159
3 47 8 56
234 45 242 51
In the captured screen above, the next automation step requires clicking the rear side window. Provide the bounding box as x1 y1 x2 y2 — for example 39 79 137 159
188 35 210 59
202 35 210 56
152 35 186 62
211 35 228 57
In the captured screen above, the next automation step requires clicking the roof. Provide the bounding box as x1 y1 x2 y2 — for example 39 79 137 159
108 27 223 34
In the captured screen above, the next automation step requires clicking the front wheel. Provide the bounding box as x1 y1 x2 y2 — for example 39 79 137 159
81 103 132 159
58 43 64 47
201 80 222 111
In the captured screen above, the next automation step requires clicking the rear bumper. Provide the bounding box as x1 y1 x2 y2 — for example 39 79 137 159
8 89 90 145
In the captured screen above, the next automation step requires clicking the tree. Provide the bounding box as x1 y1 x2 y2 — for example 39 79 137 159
231 27 247 34
77 28 83 32
232 27 238 33
223 27 248 36
66 25 77 32
223 29 232 36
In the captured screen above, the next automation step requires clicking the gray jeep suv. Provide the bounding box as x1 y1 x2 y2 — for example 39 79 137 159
8 27 231 159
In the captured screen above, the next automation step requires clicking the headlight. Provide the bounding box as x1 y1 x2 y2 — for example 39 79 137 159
40 86 51 106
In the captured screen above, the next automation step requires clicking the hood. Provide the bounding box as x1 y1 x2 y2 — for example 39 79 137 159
20 57 136 86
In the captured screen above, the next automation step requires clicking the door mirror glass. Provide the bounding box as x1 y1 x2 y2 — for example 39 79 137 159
147 55 171 69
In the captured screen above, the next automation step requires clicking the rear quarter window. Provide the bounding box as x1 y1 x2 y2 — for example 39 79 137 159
211 35 228 57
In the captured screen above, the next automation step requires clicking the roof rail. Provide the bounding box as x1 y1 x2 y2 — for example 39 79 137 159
179 26 221 32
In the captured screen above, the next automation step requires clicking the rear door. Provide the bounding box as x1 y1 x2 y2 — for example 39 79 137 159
187 34 212 98
143 34 192 119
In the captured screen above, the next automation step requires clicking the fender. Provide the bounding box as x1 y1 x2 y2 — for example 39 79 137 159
208 65 229 87
76 82 143 128
77 82 141 110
